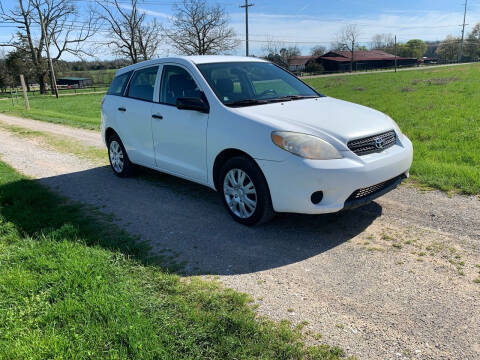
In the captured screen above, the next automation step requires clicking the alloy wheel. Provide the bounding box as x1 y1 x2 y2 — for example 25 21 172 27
109 140 124 173
223 168 257 219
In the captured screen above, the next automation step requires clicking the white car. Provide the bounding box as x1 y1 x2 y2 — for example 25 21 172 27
101 56 413 225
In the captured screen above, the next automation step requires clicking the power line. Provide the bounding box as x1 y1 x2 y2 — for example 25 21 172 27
459 0 468 61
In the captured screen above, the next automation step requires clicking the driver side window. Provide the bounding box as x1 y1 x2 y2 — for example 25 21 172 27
160 65 201 106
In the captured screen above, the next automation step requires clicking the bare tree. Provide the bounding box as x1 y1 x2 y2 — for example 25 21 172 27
0 0 98 94
310 45 326 56
261 36 287 67
261 36 285 57
164 0 239 55
371 33 395 51
436 35 460 62
337 24 361 72
465 23 480 59
96 0 162 64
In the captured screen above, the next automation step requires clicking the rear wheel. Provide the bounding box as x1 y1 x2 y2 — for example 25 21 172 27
107 134 134 177
220 156 275 225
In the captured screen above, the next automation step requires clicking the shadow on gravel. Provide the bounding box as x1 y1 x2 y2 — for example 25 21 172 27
34 165 382 275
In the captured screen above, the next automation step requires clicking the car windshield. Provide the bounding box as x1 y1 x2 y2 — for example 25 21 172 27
197 62 322 107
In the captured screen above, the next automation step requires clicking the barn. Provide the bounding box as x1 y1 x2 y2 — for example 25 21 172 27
56 77 93 88
319 50 418 72
288 56 318 73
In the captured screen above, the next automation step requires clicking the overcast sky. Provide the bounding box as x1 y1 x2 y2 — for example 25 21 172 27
1 0 478 59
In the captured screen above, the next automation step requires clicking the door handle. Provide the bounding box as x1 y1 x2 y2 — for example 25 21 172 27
152 114 163 120
118 107 126 112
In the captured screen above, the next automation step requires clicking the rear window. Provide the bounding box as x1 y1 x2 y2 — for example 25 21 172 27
107 71 132 96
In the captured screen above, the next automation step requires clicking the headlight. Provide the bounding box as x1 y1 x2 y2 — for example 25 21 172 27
271 131 343 160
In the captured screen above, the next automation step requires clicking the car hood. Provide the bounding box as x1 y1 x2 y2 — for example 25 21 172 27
232 97 396 150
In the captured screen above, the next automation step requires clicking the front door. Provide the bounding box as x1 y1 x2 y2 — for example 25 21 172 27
151 64 208 182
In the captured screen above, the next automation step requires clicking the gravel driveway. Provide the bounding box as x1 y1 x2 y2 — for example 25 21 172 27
0 114 479 360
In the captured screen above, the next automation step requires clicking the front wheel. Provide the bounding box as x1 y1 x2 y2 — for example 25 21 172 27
107 134 135 177
220 156 275 225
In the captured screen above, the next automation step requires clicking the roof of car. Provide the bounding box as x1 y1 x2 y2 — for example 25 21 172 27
116 56 267 76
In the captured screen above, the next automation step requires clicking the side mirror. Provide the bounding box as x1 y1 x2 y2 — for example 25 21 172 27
176 97 209 113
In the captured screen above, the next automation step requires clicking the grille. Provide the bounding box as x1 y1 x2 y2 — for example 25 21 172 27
348 130 396 156
347 175 404 201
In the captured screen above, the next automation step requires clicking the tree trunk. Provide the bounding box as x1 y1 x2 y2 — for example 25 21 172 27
38 73 47 94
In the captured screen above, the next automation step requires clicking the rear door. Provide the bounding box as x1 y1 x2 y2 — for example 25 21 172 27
102 70 132 140
117 65 159 167
150 64 208 182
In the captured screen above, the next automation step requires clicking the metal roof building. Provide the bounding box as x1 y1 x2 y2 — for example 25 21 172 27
319 50 418 72
56 77 93 88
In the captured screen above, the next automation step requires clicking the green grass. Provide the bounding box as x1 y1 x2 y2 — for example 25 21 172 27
0 93 102 130
0 160 350 360
305 63 480 195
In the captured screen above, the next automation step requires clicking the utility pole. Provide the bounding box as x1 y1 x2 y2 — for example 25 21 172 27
39 10 58 98
458 0 468 62
240 0 254 56
394 35 398 72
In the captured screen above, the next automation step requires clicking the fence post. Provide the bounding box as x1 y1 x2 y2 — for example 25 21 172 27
19 75 30 110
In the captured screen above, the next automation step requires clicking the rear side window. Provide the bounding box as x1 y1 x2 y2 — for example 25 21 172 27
107 71 132 96
127 66 159 102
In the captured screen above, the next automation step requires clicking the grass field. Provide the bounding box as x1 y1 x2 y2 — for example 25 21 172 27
0 93 102 129
0 63 478 194
304 63 480 195
0 160 350 359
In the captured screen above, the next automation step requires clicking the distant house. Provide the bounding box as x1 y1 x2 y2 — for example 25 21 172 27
56 77 93 88
287 56 319 73
319 50 418 72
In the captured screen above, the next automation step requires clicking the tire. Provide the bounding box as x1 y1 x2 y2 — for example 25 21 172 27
219 156 275 225
107 134 135 177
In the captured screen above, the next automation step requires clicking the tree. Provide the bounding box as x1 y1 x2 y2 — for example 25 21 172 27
262 40 300 68
436 35 460 61
5 49 36 90
96 0 162 63
337 24 361 72
404 39 427 59
0 0 97 94
305 61 324 74
0 52 13 92
164 0 238 55
465 23 480 59
310 45 326 56
280 46 300 60
371 33 394 51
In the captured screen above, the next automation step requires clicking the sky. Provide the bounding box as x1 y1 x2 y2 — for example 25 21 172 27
1 0 479 60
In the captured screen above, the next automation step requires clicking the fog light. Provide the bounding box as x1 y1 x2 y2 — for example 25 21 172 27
311 191 324 205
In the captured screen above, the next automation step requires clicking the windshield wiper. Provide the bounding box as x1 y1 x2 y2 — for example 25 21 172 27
270 95 320 102
226 99 269 107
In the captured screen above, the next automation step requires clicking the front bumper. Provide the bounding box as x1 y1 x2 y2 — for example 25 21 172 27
257 135 413 214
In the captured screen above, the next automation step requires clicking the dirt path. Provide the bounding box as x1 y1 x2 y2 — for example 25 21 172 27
0 117 478 360
0 114 102 147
